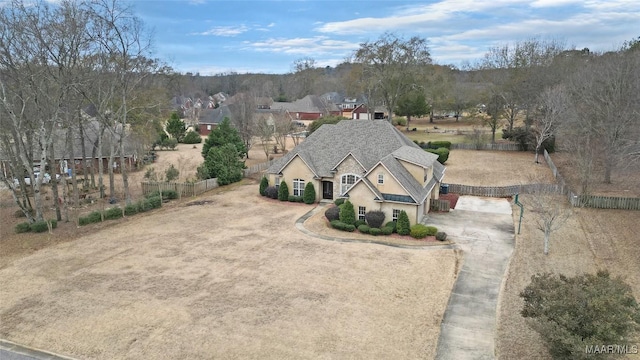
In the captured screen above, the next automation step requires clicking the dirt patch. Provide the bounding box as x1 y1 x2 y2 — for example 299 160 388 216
0 181 458 360
444 150 555 186
496 196 640 359
438 193 459 209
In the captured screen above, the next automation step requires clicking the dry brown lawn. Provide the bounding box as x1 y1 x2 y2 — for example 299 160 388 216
496 196 640 360
444 150 555 186
0 181 459 359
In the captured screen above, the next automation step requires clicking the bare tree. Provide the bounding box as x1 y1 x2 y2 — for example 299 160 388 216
532 85 571 163
291 57 320 98
526 191 572 255
0 0 90 221
256 115 274 159
484 93 504 144
352 33 432 121
228 92 256 158
273 115 294 153
567 51 640 183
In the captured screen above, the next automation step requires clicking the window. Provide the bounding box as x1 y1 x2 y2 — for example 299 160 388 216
392 209 400 222
207 124 212 130
293 178 305 197
358 206 366 221
340 174 359 195
275 177 280 189
378 173 384 184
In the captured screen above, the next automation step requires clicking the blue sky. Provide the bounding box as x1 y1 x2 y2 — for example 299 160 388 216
133 0 640 75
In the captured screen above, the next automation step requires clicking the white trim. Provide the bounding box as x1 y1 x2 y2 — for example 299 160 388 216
340 173 360 195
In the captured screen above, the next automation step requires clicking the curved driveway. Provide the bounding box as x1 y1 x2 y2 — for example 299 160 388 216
428 196 515 360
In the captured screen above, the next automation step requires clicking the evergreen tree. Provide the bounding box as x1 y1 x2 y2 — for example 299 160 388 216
201 117 247 158
166 112 186 142
303 182 316 204
259 176 269 196
339 200 356 225
197 144 244 185
397 210 411 235
278 181 289 201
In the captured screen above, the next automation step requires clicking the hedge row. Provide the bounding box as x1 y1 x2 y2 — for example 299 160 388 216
78 194 166 226
14 219 58 234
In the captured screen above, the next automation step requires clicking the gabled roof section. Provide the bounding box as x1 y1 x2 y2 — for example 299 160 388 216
345 176 383 200
331 152 366 172
392 146 438 168
267 120 423 177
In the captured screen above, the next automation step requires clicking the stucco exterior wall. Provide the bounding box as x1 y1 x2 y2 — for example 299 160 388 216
346 182 382 214
271 155 321 201
379 202 420 226
366 164 409 196
398 160 427 186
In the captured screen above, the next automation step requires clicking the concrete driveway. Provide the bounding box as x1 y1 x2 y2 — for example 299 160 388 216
426 196 515 360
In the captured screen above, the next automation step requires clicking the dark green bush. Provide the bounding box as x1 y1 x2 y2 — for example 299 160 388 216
426 226 438 236
264 186 278 199
124 204 138 216
15 222 31 233
436 231 448 241
334 198 345 206
136 199 152 213
410 224 429 239
147 195 162 209
49 219 57 229
278 181 289 201
79 211 103 226
381 226 394 235
288 195 296 202
182 130 202 144
397 211 411 236
325 206 340 221
426 147 450 164
288 195 303 202
358 224 370 234
365 210 385 229
30 220 49 233
330 220 355 232
429 141 452 149
259 177 269 196
385 221 397 233
146 190 178 200
104 207 123 220
369 227 382 236
339 200 356 225
354 219 366 228
303 182 316 204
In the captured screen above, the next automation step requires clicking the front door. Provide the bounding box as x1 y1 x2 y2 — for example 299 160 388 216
322 181 333 200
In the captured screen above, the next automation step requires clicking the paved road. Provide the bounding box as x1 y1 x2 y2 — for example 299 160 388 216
427 196 515 360
0 340 75 360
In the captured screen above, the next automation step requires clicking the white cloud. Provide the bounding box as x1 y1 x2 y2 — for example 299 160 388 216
246 36 359 55
192 25 249 37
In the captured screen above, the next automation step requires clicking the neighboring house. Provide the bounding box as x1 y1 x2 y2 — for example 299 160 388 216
271 95 341 123
198 105 232 135
266 120 445 225
0 118 138 179
351 104 386 120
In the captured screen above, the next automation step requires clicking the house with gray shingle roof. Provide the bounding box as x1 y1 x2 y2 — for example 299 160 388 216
265 120 445 225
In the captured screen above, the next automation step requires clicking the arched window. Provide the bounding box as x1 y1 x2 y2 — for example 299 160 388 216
340 174 359 195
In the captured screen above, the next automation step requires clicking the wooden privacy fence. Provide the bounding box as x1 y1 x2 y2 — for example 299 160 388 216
430 199 450 212
141 178 218 197
443 183 564 197
243 159 278 177
450 143 524 151
542 149 640 210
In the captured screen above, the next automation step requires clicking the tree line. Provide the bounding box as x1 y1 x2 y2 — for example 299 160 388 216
0 0 172 223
